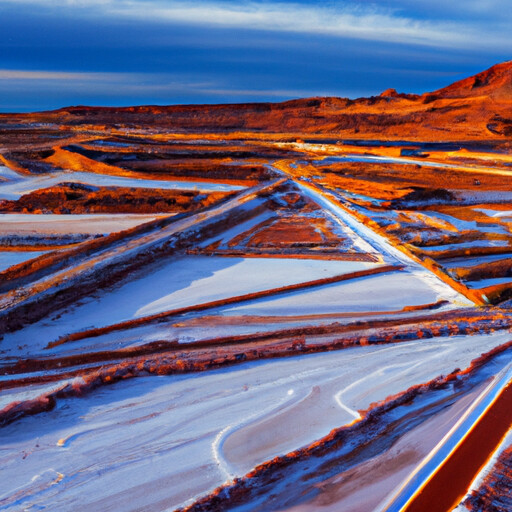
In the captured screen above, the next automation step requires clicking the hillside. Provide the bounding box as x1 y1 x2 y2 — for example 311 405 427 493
1 61 511 140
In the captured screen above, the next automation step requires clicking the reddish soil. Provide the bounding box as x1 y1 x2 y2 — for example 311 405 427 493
403 381 512 512
309 161 512 204
2 308 509 398
2 61 511 140
0 183 235 214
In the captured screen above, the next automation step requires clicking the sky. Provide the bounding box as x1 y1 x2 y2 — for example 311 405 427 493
0 0 510 112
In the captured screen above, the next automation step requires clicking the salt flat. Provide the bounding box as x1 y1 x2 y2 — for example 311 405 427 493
0 213 168 235
0 256 380 357
1 332 509 512
0 170 245 200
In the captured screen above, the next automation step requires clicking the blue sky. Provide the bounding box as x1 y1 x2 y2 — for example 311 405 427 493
0 0 510 111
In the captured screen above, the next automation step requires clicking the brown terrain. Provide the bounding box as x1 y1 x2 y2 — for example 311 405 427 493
1 61 512 512
0 183 235 214
1 60 511 140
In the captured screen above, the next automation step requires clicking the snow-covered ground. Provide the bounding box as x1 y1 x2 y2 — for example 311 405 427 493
288 177 473 306
223 269 445 316
419 239 509 252
0 250 50 272
0 332 509 512
442 252 512 269
0 256 381 357
2 143 511 512
474 207 512 219
0 165 25 183
466 277 512 289
406 210 509 235
0 213 168 236
0 169 245 200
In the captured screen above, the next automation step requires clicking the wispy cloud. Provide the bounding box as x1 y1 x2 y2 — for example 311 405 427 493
1 0 509 111
1 0 505 49
0 69 335 100
0 70 126 80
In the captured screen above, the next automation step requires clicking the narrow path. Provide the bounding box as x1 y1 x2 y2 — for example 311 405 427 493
272 161 475 307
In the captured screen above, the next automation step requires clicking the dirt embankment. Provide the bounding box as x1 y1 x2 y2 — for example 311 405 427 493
2 308 510 421
0 183 235 214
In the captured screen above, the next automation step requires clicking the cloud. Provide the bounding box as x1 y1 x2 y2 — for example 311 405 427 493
1 1 509 111
0 70 126 80
0 68 330 99
1 0 507 49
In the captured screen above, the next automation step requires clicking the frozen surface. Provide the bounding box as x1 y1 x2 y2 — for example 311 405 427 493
0 256 379 357
290 178 472 306
406 211 509 235
38 305 458 359
0 170 245 199
289 382 490 512
465 277 512 289
133 258 378 317
3 136 512 512
0 332 510 512
314 155 464 168
474 208 512 219
0 165 24 182
442 253 512 269
224 270 448 316
419 239 510 252
455 190 512 203
0 213 167 235
0 250 49 272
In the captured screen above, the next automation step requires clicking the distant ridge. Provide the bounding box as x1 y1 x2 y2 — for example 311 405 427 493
433 60 512 99
2 61 512 140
